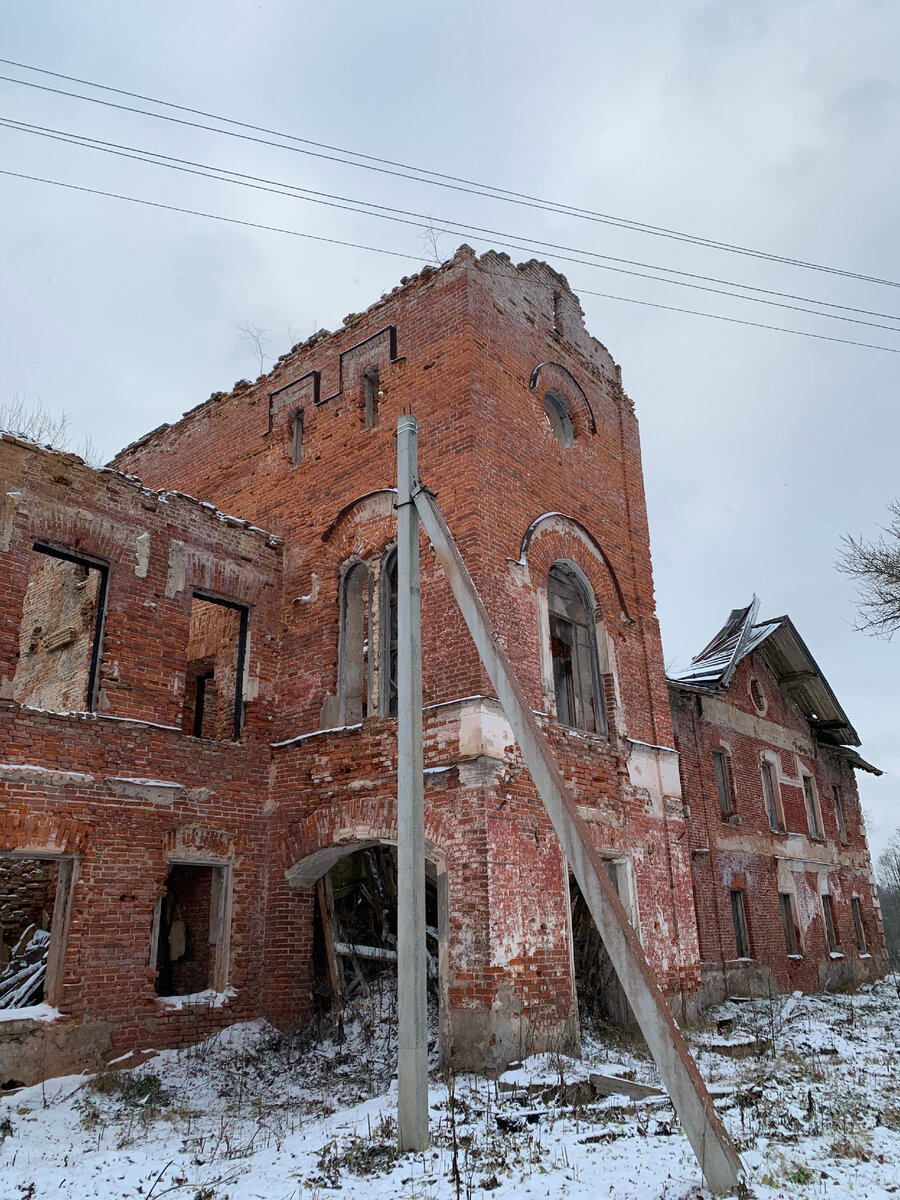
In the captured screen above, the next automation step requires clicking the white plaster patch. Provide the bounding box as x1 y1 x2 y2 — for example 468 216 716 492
134 531 150 578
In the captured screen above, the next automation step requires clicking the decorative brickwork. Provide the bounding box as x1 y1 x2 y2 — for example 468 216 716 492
0 247 884 1084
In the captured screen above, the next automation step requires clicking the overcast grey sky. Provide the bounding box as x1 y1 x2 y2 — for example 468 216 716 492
2 1 898 859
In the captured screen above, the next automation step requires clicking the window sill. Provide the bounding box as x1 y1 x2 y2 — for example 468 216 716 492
859 953 872 960
787 954 803 960
828 952 844 960
156 987 236 1011
0 1002 61 1026
721 814 742 826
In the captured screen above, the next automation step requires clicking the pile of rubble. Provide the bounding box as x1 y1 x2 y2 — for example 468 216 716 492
0 925 49 1009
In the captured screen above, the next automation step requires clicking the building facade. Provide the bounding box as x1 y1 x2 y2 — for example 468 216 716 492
0 247 885 1084
670 601 885 1004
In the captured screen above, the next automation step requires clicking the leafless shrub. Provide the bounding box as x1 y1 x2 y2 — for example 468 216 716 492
838 500 900 637
0 394 104 465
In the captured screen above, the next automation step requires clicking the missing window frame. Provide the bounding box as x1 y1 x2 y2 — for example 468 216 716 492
150 859 232 998
0 852 78 1010
27 542 109 712
189 592 249 741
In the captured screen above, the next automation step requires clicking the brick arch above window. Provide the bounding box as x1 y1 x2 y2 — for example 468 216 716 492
518 512 632 626
320 488 398 564
277 797 453 884
529 361 596 438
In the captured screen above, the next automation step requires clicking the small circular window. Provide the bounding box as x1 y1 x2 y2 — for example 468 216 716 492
749 677 766 715
543 390 574 447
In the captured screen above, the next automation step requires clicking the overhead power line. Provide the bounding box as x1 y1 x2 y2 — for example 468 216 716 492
4 115 900 338
3 166 900 357
1 57 899 291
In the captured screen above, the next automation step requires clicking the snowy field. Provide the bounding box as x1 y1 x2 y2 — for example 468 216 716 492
3 976 900 1200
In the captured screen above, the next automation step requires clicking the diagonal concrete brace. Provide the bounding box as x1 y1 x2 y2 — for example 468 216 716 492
413 486 745 1195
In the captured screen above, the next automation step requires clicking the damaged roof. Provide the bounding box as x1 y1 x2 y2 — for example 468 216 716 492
669 597 874 760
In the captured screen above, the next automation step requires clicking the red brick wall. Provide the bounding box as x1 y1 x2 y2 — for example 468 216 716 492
670 652 887 999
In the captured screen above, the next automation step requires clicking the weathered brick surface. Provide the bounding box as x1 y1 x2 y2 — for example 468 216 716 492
670 652 887 1002
0 247 883 1080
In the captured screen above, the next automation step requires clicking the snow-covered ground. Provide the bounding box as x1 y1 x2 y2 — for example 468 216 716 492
3 975 900 1199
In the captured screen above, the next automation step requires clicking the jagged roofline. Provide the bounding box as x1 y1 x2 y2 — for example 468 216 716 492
668 599 862 750
112 244 624 465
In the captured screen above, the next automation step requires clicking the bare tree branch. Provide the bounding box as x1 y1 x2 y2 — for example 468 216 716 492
0 394 104 466
236 322 272 376
837 500 900 638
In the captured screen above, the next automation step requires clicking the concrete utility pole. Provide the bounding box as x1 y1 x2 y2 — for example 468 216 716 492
411 484 745 1196
396 414 429 1152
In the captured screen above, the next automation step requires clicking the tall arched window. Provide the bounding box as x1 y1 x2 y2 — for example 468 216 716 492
380 549 399 717
547 563 606 735
340 562 373 723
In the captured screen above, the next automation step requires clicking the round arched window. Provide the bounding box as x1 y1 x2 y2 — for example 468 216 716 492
543 390 574 447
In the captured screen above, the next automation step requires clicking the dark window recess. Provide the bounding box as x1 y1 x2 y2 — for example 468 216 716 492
822 893 839 952
761 761 781 830
543 390 574 447
292 410 304 466
13 544 108 713
731 889 751 959
851 897 867 953
548 564 606 735
713 750 734 818
779 892 801 955
804 775 823 839
0 856 72 1010
313 846 439 1005
833 785 848 842
154 863 227 997
182 595 248 740
340 562 373 724
381 550 399 717
363 366 380 429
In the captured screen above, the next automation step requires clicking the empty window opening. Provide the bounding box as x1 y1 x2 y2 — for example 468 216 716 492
0 855 75 1010
339 562 374 724
749 676 766 714
363 366 380 429
821 893 839 952
552 289 563 333
313 846 441 1014
292 410 304 466
543 390 574 447
713 750 735 819
182 595 248 740
779 892 801 956
833 785 848 843
569 865 634 1030
803 775 824 840
12 544 108 713
761 760 782 831
153 863 229 997
731 889 751 959
548 564 606 734
381 550 399 718
851 897 867 953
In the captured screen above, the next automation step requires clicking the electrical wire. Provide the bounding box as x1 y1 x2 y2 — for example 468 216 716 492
4 166 900 356
2 58 898 291
4 116 900 337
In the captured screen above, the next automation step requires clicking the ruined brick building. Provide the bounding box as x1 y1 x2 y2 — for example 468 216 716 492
0 246 886 1084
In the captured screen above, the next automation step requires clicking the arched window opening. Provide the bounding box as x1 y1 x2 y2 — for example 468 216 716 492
548 564 606 734
543 390 574 447
340 562 373 723
380 549 399 717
